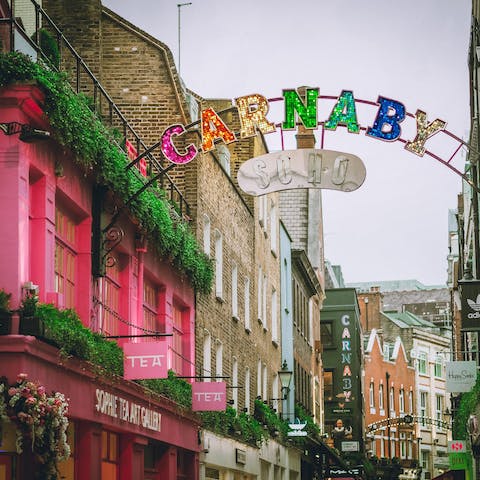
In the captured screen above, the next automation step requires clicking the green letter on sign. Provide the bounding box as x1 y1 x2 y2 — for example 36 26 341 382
324 90 360 133
282 88 319 130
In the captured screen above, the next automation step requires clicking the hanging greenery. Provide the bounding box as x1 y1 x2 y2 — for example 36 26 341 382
453 372 480 439
0 51 213 294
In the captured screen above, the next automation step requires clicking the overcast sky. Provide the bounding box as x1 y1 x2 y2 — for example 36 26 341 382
103 0 471 286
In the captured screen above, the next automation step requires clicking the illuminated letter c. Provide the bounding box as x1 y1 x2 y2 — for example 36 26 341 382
161 124 198 164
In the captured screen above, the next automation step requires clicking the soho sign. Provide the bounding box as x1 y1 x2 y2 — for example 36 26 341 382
159 88 446 167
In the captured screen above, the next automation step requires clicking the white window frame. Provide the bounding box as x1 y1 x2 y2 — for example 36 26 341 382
232 357 238 408
420 391 428 424
271 288 278 344
203 214 211 256
434 354 443 378
272 373 279 412
245 368 251 413
215 340 223 381
244 277 251 332
400 433 407 459
418 351 428 375
262 274 267 329
262 363 268 399
203 330 211 382
399 389 405 414
257 266 263 323
232 263 238 320
369 382 375 408
390 387 395 416
379 383 384 411
270 200 277 254
257 360 262 398
436 394 444 430
214 229 223 300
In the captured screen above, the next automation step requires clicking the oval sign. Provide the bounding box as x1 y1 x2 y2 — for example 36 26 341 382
237 149 366 196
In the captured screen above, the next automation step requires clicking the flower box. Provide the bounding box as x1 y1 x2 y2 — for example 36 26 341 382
0 313 11 335
19 316 45 337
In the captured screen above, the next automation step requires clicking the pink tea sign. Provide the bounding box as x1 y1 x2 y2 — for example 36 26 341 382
123 341 168 380
192 382 227 411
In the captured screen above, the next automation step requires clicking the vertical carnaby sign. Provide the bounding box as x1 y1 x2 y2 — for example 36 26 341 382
460 280 480 331
123 341 168 380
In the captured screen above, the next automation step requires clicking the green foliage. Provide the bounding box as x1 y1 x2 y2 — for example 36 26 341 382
31 28 60 69
253 399 289 438
0 52 213 294
233 411 266 445
36 303 194 408
295 403 320 436
454 373 480 439
37 303 123 375
0 289 12 313
138 371 192 409
201 406 267 446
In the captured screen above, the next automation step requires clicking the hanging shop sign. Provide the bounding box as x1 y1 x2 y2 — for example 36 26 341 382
191 381 227 411
237 149 366 196
123 341 168 380
446 361 477 392
459 279 480 331
448 441 467 453
287 422 308 437
159 88 446 167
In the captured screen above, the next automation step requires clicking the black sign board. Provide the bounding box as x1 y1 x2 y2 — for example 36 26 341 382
460 280 480 331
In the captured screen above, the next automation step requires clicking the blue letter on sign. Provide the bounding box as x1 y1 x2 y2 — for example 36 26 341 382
366 96 405 141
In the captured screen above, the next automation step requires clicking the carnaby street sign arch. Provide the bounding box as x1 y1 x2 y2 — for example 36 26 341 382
148 87 476 193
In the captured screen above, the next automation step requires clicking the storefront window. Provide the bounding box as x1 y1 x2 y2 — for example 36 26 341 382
100 257 121 336
101 430 119 480
55 206 77 309
172 303 184 374
143 278 159 339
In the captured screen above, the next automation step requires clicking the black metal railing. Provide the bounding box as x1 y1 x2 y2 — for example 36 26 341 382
0 0 190 219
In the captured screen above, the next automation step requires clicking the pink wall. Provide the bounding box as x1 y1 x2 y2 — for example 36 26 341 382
0 85 196 374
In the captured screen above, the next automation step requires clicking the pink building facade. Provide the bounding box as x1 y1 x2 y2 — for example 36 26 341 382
0 83 200 479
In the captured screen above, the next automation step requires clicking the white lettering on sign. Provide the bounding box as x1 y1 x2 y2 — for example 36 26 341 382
193 392 225 402
95 389 161 432
126 354 165 368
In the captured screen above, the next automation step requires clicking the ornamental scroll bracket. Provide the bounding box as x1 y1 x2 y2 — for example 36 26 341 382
102 225 124 270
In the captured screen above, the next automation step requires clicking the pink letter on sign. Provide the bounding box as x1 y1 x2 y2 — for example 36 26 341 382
123 341 168 380
192 382 227 411
161 124 198 164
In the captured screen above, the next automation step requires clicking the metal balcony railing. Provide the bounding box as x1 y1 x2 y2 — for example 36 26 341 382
0 0 190 220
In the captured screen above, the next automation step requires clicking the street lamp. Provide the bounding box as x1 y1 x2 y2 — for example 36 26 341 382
271 360 293 401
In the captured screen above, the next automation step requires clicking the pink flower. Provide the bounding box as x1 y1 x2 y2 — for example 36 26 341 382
8 387 17 396
17 373 28 381
26 396 36 405
21 387 30 397
37 386 46 396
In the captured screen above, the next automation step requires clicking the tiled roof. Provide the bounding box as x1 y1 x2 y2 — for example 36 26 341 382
381 310 436 329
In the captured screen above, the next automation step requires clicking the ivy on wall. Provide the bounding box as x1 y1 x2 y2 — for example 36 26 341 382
453 372 480 439
0 52 213 294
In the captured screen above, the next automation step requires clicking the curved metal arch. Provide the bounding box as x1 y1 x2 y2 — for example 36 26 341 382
367 415 450 433
267 94 478 193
